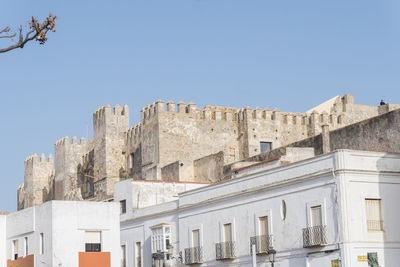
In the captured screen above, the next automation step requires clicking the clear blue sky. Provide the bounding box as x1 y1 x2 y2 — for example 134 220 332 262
1 0 399 211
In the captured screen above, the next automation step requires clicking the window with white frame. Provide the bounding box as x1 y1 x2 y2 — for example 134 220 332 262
12 239 18 260
135 242 141 267
84 231 101 252
303 201 327 247
311 205 322 227
223 223 232 242
258 216 269 236
365 199 383 231
217 220 235 260
192 229 200 248
151 224 171 253
121 245 126 267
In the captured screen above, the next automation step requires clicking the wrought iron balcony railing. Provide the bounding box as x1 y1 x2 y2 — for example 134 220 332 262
367 220 384 231
184 246 203 264
302 225 328 248
216 241 236 260
250 235 273 254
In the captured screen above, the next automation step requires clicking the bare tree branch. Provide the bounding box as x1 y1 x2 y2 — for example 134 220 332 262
0 27 11 34
0 14 57 53
0 27 16 39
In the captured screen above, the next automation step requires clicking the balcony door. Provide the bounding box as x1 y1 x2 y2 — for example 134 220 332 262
311 205 322 227
192 230 200 248
223 223 232 242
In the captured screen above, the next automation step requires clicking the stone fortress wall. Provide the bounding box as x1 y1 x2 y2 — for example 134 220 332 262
17 94 397 210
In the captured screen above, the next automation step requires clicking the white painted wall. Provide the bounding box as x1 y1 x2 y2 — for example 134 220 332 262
114 179 208 221
335 151 400 267
120 201 179 267
0 215 7 266
5 201 120 267
120 150 400 267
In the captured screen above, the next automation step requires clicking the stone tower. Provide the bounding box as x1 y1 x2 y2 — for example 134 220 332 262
54 136 88 200
93 104 129 198
20 153 53 209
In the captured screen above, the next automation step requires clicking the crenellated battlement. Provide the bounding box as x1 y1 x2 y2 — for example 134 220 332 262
136 99 348 126
55 136 87 148
24 153 53 165
93 104 129 119
140 100 245 122
127 123 142 143
234 105 346 128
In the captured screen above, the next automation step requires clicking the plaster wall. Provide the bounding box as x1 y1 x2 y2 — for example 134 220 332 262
120 201 178 267
114 179 209 222
0 215 7 266
120 150 400 267
334 151 400 267
5 201 120 267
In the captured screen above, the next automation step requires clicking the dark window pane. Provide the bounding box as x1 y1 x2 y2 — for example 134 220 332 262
260 142 272 153
85 243 101 252
120 200 126 214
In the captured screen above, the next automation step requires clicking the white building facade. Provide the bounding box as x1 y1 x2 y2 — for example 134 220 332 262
119 150 400 267
1 201 120 267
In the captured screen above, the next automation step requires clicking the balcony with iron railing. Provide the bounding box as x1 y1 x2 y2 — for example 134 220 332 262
302 225 327 248
250 235 273 254
216 241 236 260
367 220 384 232
184 246 203 265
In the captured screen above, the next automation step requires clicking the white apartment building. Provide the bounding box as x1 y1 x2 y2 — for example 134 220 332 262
118 150 400 267
1 201 120 267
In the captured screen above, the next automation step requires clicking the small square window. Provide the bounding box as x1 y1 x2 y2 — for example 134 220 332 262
260 142 272 153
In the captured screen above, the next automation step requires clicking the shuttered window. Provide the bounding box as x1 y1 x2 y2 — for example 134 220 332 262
259 216 269 236
121 245 126 267
311 205 322 227
366 199 383 231
192 229 200 248
135 242 141 267
84 231 101 252
223 223 232 242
